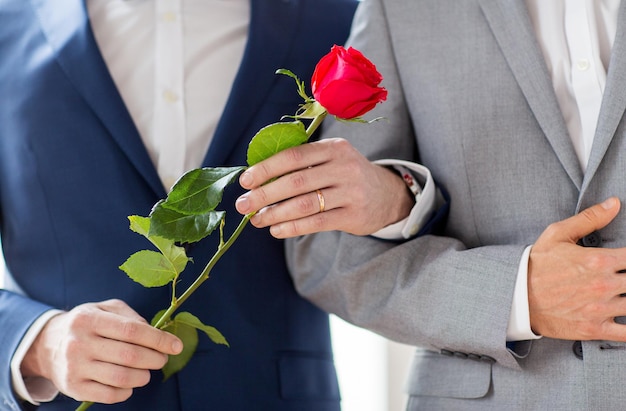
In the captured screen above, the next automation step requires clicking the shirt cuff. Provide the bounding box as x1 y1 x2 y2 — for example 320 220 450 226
11 309 63 405
371 159 438 240
507 246 542 342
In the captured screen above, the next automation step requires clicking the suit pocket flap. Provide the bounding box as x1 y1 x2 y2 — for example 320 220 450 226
406 350 492 399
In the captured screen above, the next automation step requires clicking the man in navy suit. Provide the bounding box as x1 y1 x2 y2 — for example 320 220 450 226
0 0 358 409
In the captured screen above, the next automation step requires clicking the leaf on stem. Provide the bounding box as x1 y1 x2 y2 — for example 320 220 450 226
162 319 199 381
120 250 179 288
247 121 309 166
149 205 226 244
160 167 246 215
128 216 190 273
160 312 228 380
175 311 229 347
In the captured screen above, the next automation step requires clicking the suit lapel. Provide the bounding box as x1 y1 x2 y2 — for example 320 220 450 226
29 0 165 198
478 0 583 190
203 0 301 166
581 0 626 194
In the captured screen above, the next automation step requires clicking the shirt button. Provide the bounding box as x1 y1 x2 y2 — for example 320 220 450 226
576 59 590 71
162 11 177 22
163 90 179 103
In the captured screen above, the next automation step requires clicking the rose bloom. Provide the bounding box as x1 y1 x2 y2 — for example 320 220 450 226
311 45 388 119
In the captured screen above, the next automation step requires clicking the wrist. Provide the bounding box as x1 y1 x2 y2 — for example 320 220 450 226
384 165 417 225
20 312 62 380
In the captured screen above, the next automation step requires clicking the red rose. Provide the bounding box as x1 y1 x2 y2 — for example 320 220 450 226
311 45 388 119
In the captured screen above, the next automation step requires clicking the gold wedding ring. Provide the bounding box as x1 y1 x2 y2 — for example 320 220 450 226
316 189 325 213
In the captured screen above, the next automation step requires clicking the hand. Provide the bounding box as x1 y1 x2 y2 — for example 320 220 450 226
235 138 415 238
20 299 183 404
528 197 626 341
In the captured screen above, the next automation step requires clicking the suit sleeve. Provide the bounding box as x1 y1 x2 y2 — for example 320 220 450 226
0 289 54 410
285 0 526 370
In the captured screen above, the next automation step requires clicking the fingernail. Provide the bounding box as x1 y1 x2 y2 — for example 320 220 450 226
240 171 253 188
270 225 282 236
602 197 617 209
172 339 183 354
236 196 249 213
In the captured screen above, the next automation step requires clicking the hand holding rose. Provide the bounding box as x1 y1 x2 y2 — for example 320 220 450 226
237 46 413 237
236 138 415 238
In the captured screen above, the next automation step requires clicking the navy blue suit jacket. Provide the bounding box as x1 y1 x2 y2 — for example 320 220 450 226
0 0 357 409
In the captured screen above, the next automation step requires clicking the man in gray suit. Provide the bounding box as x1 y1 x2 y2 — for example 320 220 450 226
236 0 626 409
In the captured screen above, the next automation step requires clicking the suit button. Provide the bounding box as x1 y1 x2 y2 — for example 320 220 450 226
581 232 601 247
573 340 583 359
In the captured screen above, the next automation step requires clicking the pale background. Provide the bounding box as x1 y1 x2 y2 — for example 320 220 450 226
0 243 413 410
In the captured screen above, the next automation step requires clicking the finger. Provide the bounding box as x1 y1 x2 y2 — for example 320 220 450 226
92 311 182 356
71 380 133 405
250 188 337 228
92 337 169 370
239 140 337 189
596 320 626 343
88 361 152 390
549 197 620 243
237 168 333 215
96 299 147 323
267 209 341 238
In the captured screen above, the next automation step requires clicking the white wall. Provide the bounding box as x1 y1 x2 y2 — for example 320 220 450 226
331 315 412 411
0 251 412 410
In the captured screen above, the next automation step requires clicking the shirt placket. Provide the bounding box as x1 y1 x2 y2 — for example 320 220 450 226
564 0 606 172
154 0 186 190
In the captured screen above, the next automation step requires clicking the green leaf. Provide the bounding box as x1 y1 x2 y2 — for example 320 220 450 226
174 311 229 347
119 250 178 288
128 216 190 273
160 167 245 215
162 320 198 381
149 204 226 243
247 121 309 166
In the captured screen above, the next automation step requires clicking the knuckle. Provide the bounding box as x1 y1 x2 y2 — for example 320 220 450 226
111 369 131 388
296 195 317 214
310 213 326 232
118 346 140 366
153 329 172 353
542 222 561 239
579 207 601 225
254 186 270 205
287 171 307 190
284 145 305 164
328 137 352 153
120 320 140 340
256 162 276 184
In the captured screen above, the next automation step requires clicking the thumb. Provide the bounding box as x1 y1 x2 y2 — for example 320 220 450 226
559 197 621 243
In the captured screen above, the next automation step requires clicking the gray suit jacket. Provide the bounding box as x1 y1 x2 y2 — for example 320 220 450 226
287 0 626 409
